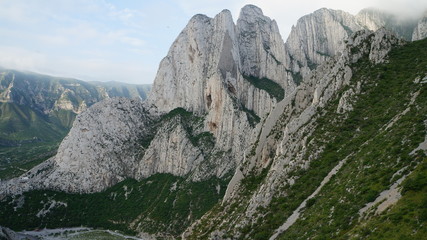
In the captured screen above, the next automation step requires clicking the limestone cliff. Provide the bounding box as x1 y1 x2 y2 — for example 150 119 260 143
1 5 290 194
284 8 363 76
356 8 418 41
185 28 404 239
412 12 427 41
237 5 290 88
1 98 154 193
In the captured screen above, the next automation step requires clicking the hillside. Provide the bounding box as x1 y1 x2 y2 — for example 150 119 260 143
187 31 427 240
0 69 151 179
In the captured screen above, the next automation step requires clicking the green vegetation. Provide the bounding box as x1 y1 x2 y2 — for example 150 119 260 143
271 37 427 239
0 102 71 180
0 69 151 180
190 36 427 240
241 106 261 127
143 107 215 150
0 173 228 237
69 230 130 240
342 159 427 239
0 142 58 179
291 71 303 85
0 103 72 142
243 74 285 101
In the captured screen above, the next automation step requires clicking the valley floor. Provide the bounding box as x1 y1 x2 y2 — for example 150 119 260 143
12 227 144 240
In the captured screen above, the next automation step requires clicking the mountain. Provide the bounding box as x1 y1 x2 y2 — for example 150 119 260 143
355 8 418 41
412 11 427 41
284 7 419 78
90 81 151 100
1 5 427 240
0 69 151 179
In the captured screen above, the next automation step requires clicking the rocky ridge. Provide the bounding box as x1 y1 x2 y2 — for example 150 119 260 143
184 27 404 239
355 8 418 41
284 7 420 77
4 5 425 194
2 5 295 194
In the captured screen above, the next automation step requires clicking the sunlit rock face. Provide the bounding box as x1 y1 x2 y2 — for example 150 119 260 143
284 8 363 76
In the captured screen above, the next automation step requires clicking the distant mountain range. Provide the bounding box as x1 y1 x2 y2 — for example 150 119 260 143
0 68 151 178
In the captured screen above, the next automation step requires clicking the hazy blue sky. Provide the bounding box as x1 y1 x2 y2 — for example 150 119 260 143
0 0 425 84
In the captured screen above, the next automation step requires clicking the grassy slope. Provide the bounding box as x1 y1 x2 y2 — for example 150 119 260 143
0 174 228 238
0 103 72 142
243 75 285 101
0 108 226 238
187 38 427 239
0 103 73 179
343 159 427 240
272 38 427 239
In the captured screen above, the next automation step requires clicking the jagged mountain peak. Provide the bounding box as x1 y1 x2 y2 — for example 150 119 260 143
284 7 363 76
239 4 265 17
236 5 288 86
237 4 278 31
189 13 210 21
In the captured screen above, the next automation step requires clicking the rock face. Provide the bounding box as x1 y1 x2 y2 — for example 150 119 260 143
1 98 154 193
48 98 154 192
185 27 405 239
136 119 204 178
413 13 427 41
356 8 388 31
146 11 237 114
356 8 418 41
147 5 293 115
237 5 289 87
284 7 421 77
2 5 291 194
284 8 363 75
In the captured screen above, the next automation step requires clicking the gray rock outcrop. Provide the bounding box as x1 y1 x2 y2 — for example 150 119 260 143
1 98 154 193
412 12 427 41
356 8 418 41
1 5 291 194
237 5 289 87
284 8 363 75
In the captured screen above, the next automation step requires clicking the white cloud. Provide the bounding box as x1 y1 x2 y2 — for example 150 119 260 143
0 46 47 72
0 45 153 84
